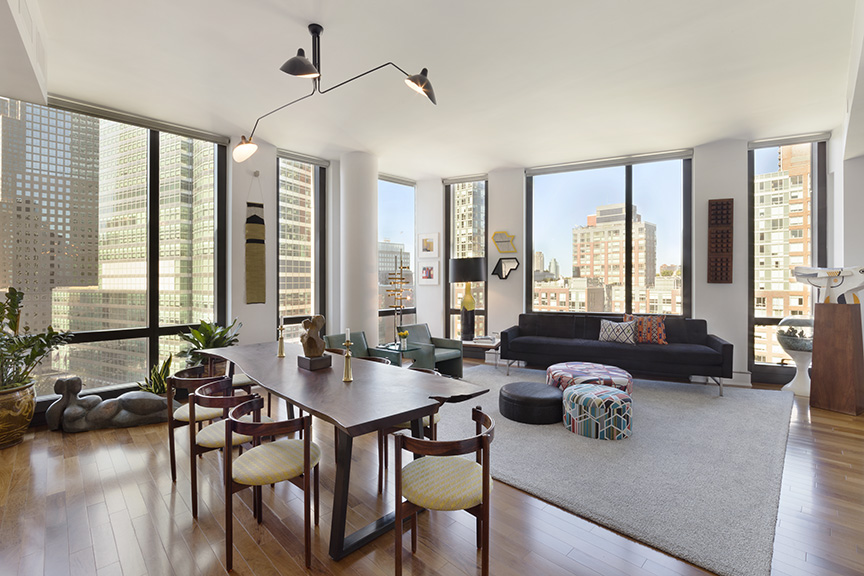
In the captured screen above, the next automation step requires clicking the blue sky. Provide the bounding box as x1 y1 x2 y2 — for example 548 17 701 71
532 160 684 274
378 180 415 266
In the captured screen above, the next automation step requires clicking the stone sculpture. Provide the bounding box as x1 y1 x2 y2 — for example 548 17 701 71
46 376 171 432
300 314 326 358
793 265 864 304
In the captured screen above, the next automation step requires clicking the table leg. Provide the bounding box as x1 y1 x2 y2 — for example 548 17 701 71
329 421 426 560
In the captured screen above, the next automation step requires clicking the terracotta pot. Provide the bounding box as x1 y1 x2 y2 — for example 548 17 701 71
0 381 36 449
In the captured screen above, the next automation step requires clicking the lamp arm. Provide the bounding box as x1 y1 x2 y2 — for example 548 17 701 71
317 62 409 95
248 87 316 139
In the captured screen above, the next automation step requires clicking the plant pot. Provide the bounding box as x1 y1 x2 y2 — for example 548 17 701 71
0 381 36 449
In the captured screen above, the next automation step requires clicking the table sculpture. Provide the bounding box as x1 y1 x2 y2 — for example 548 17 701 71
793 265 864 304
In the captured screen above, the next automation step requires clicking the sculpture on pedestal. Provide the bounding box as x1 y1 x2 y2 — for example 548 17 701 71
793 265 864 304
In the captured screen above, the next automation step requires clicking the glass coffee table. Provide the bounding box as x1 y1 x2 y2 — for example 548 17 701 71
376 342 421 366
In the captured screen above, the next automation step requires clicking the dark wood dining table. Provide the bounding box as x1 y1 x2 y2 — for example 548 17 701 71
201 341 488 560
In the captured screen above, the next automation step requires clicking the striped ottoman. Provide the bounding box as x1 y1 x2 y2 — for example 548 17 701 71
563 384 632 440
546 362 633 395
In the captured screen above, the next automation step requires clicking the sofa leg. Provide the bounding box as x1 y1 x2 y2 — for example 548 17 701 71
710 377 724 397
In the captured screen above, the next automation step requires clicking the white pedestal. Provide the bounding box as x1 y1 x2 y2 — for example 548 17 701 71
781 349 812 397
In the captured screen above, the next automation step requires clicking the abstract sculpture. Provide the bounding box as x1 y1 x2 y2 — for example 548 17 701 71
46 376 170 432
793 265 864 304
300 315 326 357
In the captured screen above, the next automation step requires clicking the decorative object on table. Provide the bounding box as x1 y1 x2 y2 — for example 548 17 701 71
418 232 439 258
0 287 71 449
707 198 733 283
342 329 354 382
491 257 519 280
277 324 286 358
810 302 864 415
492 230 517 253
232 22 436 164
137 354 172 394
563 383 632 440
398 330 409 350
449 257 487 341
386 252 410 345
417 260 439 285
45 376 171 433
793 264 864 303
776 316 813 397
298 315 332 370
177 318 242 371
245 170 266 303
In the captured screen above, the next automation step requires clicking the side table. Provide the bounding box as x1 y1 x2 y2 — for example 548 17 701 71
462 338 501 367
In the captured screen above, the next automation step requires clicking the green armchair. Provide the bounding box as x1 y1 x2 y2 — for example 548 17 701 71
322 331 402 366
398 323 463 378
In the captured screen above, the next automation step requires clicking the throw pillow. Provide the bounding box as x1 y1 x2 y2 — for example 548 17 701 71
623 314 668 345
598 319 637 345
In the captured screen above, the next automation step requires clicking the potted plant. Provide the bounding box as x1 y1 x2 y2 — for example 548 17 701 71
1 287 71 449
177 319 241 374
138 354 172 395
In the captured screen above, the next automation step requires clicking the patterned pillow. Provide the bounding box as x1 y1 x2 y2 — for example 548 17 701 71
623 314 668 345
598 320 637 345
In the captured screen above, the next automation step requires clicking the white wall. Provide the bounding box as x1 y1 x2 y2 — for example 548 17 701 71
228 140 279 345
414 178 446 336
692 140 751 384
487 168 525 336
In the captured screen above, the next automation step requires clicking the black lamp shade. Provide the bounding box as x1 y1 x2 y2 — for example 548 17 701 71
405 68 437 105
280 48 320 78
450 257 486 283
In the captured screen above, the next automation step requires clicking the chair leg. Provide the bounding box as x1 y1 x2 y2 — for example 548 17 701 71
313 464 320 526
304 464 311 568
190 429 199 518
481 511 490 576
395 504 403 576
476 516 482 548
226 487 233 571
168 423 178 482
256 485 264 524
411 513 417 553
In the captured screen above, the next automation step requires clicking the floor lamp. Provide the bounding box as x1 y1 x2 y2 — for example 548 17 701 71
450 257 487 341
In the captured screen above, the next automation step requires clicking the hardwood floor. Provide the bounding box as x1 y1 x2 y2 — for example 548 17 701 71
0 368 862 576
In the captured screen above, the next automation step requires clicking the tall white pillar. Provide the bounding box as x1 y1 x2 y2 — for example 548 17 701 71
340 152 379 340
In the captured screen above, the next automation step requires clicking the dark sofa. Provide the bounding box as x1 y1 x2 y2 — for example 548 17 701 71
501 313 733 395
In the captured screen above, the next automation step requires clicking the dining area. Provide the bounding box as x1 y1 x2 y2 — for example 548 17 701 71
169 340 493 574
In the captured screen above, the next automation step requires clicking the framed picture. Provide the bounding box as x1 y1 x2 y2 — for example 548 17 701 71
418 260 439 285
418 233 439 259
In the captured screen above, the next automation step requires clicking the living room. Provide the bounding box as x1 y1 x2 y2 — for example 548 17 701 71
2 1 864 576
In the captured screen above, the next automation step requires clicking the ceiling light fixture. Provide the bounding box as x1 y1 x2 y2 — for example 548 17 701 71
233 23 437 163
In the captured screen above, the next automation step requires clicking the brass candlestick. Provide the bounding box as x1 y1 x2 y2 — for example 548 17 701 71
342 339 353 382
277 324 285 358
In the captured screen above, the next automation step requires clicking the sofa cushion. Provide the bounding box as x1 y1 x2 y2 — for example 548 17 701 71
434 348 462 362
623 314 668 345
599 320 636 345
520 314 575 338
664 317 688 343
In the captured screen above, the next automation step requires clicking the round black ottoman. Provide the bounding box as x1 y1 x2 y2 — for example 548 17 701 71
499 381 563 424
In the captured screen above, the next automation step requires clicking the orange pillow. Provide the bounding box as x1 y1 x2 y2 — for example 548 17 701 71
623 314 668 345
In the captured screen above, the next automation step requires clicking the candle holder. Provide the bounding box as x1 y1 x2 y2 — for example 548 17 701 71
342 339 353 382
277 324 285 358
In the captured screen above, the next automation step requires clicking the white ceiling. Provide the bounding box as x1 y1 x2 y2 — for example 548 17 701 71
18 0 861 179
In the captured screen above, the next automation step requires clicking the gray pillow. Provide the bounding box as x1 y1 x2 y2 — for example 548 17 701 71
598 319 637 345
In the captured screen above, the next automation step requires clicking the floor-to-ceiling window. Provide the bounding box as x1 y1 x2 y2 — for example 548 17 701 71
527 154 690 315
277 154 326 342
378 177 416 344
445 179 488 338
749 138 826 382
0 96 227 398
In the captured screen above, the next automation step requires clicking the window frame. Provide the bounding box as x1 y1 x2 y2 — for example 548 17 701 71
377 175 417 344
12 97 229 411
444 179 489 339
524 156 692 317
276 154 327 335
747 139 827 384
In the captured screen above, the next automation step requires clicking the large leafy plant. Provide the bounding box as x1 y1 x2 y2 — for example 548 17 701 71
1 287 71 391
178 319 241 367
138 354 172 395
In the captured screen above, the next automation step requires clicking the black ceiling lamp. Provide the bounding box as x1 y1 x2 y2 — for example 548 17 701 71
233 23 437 163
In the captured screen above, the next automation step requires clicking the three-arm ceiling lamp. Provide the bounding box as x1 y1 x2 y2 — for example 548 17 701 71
232 23 437 163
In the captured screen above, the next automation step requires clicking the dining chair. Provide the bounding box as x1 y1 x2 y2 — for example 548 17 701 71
225 397 321 570
397 323 463 378
189 378 267 518
166 365 228 483
376 366 442 494
394 406 495 576
323 331 402 365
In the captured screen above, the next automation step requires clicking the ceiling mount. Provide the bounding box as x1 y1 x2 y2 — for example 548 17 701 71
233 22 437 163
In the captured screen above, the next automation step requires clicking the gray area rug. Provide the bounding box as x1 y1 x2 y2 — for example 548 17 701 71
437 365 794 576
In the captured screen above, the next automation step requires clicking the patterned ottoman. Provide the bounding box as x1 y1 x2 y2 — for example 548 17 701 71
546 362 633 395
563 384 632 440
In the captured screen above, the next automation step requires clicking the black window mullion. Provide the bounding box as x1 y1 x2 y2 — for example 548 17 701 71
525 176 535 312
444 184 452 337
682 159 693 317
625 166 633 313
316 166 327 320
147 130 160 368
216 144 228 326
